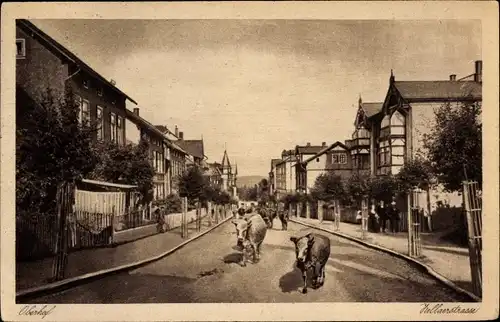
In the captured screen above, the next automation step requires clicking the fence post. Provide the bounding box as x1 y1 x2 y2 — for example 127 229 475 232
334 199 341 231
408 189 422 258
306 202 310 219
51 181 74 282
110 205 115 245
181 197 188 239
361 197 368 240
207 201 212 227
463 181 482 297
318 200 324 223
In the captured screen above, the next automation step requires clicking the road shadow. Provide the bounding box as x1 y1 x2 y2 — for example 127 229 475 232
279 262 317 293
223 252 243 264
422 245 468 256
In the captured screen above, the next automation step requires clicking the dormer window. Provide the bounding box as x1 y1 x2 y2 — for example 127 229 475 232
16 39 26 59
83 79 89 89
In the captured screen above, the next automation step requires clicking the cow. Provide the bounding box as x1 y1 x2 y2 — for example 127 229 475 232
290 233 331 294
231 213 268 267
277 203 288 230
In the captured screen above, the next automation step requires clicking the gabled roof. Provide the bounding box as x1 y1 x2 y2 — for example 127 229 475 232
362 102 383 118
271 159 281 169
125 109 186 154
296 145 324 155
393 80 482 101
175 140 205 159
303 141 348 164
17 19 137 105
204 162 223 176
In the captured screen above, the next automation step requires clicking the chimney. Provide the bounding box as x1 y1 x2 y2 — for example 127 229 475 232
306 142 311 146
174 125 179 137
474 60 482 83
179 131 184 140
322 142 326 147
449 74 456 81
133 108 139 116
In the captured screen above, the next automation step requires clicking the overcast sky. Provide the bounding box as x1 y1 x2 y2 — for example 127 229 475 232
31 19 481 176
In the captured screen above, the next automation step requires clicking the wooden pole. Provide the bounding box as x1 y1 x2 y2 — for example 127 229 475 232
407 192 413 256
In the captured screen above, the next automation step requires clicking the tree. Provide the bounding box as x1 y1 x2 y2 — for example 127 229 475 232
177 165 207 201
423 100 482 192
16 86 99 217
310 172 347 203
367 175 398 203
89 136 156 204
345 173 371 204
395 156 435 192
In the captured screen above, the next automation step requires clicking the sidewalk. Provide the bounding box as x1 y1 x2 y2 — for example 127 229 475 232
16 213 231 292
292 217 474 295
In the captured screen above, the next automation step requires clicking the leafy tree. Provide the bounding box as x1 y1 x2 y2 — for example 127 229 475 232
367 174 398 203
89 136 156 204
310 172 347 203
345 173 371 204
395 156 435 192
16 86 99 217
423 100 482 192
177 165 207 201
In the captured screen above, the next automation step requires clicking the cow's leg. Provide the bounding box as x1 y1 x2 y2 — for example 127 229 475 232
320 265 326 286
301 269 308 294
312 263 321 289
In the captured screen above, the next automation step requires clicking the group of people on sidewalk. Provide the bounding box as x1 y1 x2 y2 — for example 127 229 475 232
365 198 401 234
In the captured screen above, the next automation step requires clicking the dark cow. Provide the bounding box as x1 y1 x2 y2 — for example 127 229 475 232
290 233 331 294
277 203 288 230
232 213 268 267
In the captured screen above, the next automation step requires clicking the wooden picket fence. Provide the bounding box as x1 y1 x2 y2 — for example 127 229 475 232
463 180 482 297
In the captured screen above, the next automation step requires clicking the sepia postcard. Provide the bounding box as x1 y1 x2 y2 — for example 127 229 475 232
1 1 499 321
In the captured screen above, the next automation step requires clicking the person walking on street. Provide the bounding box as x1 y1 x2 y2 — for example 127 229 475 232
388 201 400 233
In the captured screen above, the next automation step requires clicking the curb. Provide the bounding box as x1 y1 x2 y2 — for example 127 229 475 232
290 218 481 302
16 215 233 302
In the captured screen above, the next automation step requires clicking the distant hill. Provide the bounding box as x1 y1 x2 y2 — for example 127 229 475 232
237 175 266 188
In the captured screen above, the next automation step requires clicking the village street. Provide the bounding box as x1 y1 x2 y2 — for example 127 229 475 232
26 218 471 303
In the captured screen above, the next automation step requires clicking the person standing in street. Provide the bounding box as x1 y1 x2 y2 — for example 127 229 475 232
377 200 388 233
388 200 400 233
369 199 379 233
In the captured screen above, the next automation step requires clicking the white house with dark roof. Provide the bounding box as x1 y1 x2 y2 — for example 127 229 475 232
370 60 482 210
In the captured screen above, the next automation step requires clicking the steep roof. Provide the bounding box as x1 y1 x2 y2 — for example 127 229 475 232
221 150 231 168
304 141 348 164
296 145 324 155
271 159 281 169
361 102 383 117
394 80 482 101
175 140 205 159
125 109 186 154
17 19 137 105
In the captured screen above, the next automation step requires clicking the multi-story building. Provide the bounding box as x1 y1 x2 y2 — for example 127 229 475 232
16 19 136 145
345 98 382 175
367 61 482 208
269 159 281 196
125 108 188 199
204 162 224 190
293 143 326 193
275 149 297 198
296 141 352 193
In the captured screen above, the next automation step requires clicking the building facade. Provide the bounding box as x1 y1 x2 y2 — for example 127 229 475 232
367 61 482 208
220 150 238 198
294 143 326 193
296 141 352 193
16 19 136 146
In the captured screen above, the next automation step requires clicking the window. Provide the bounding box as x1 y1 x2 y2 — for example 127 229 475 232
116 116 124 145
96 106 104 140
83 79 89 88
97 87 103 96
316 158 319 162
16 39 26 59
332 153 347 164
110 113 117 143
81 99 90 124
